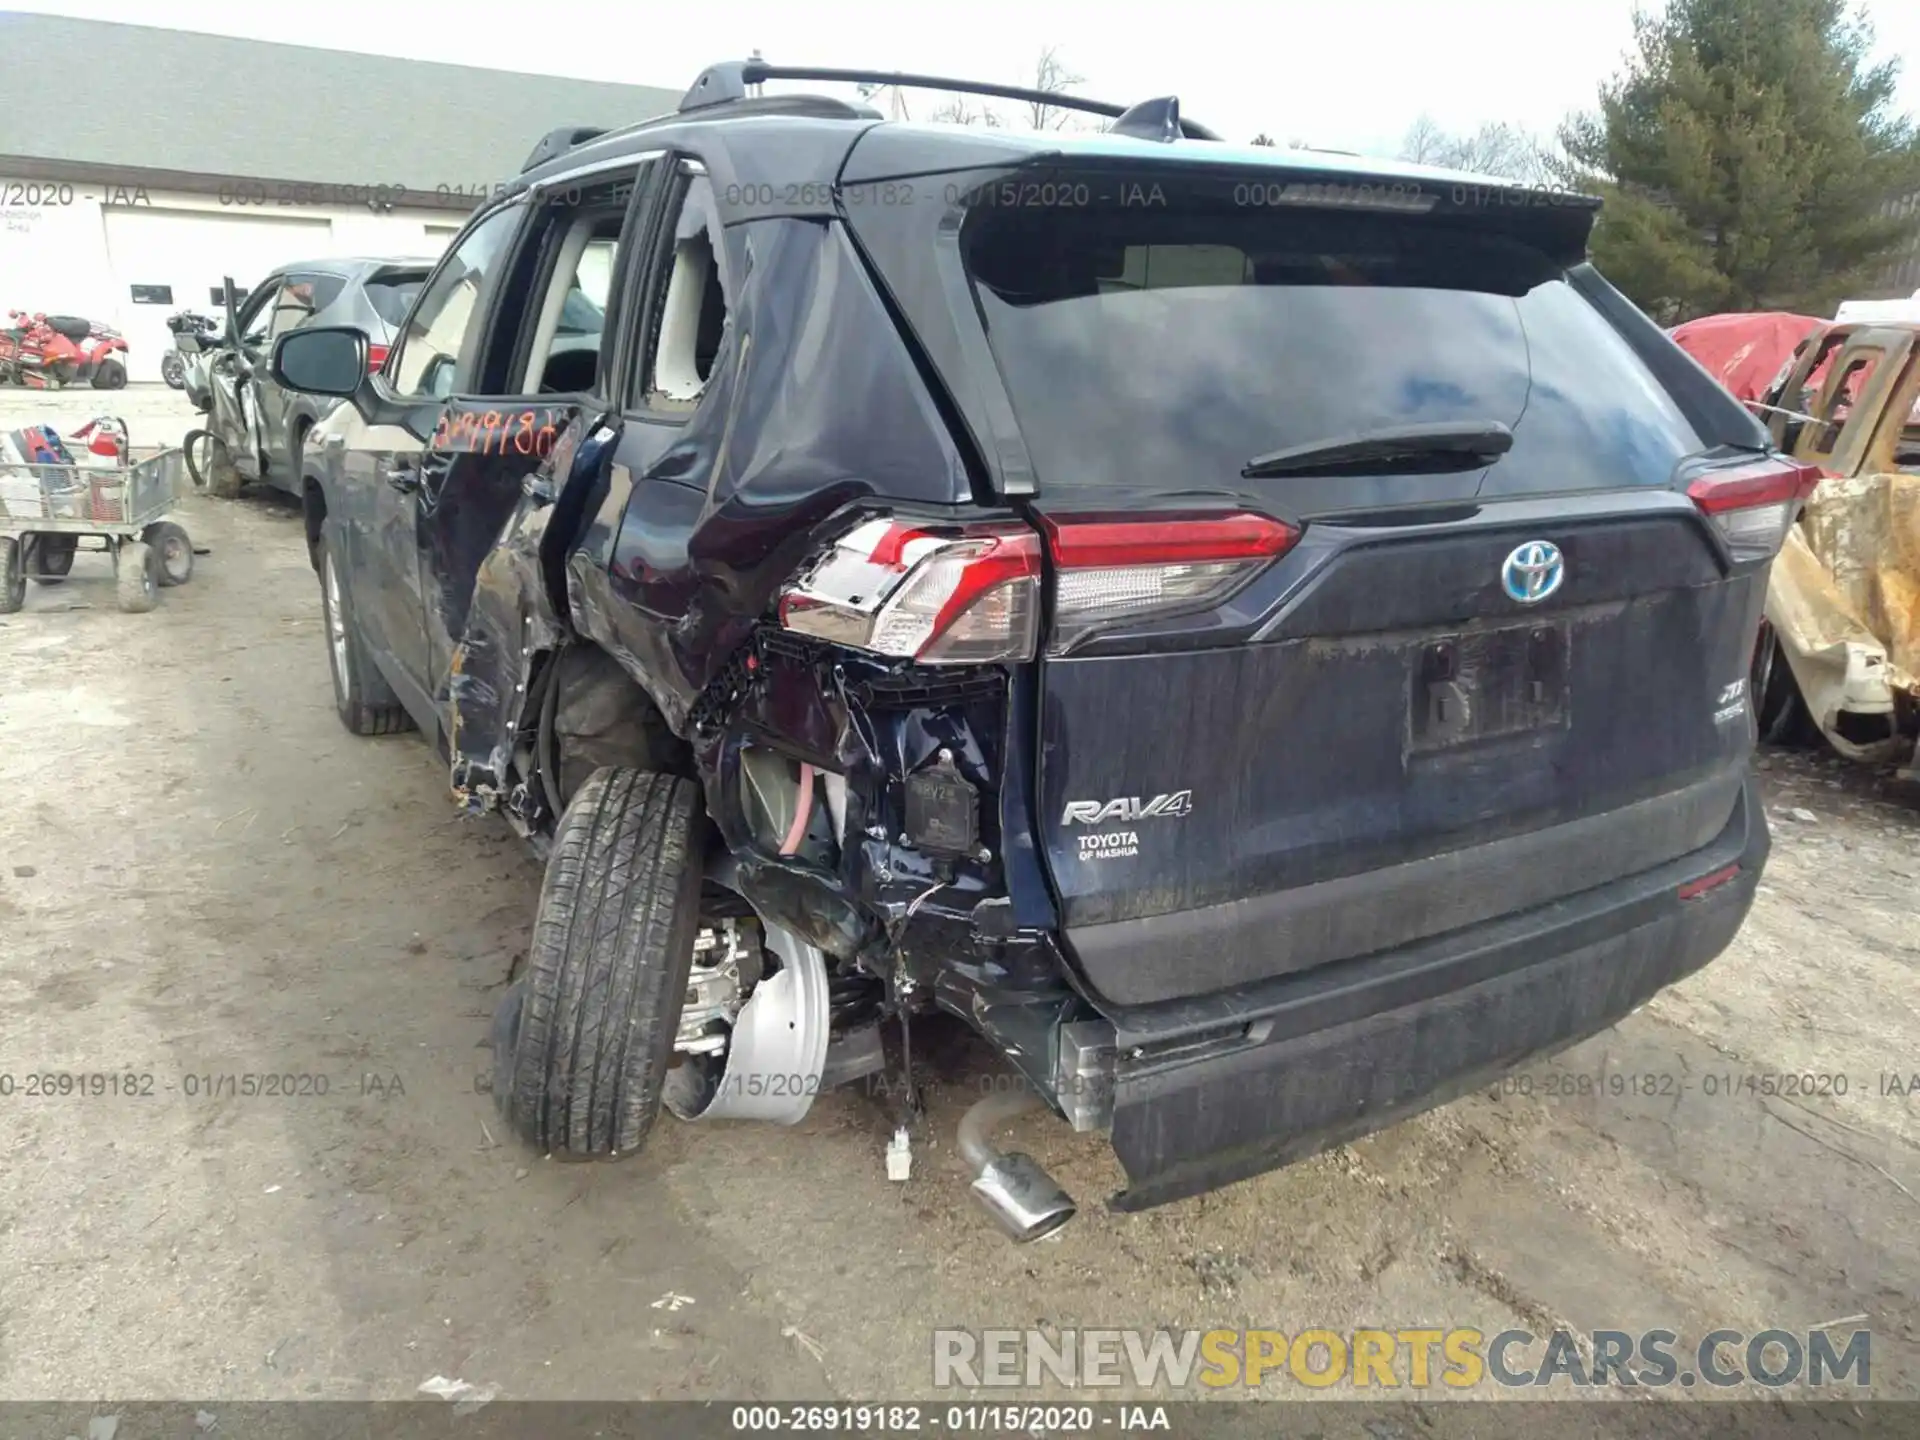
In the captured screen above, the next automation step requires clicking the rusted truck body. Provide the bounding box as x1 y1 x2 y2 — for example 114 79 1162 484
1755 321 1920 777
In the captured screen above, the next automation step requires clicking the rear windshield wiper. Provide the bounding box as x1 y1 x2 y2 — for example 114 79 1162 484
1242 421 1515 479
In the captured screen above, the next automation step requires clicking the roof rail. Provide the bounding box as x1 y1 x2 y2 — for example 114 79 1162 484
521 126 610 173
677 60 1222 141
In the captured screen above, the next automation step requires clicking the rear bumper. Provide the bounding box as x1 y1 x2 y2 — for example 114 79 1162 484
1098 776 1768 1211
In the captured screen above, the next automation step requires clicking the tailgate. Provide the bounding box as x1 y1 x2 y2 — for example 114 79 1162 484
868 154 1782 1006
1035 495 1759 1005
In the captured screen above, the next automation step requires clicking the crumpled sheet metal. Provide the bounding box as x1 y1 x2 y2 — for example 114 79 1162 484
1768 470 1920 762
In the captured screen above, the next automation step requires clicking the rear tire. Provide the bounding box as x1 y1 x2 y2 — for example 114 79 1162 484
496 768 706 1160
24 534 75 584
142 521 193 586
0 537 23 613
115 540 158 613
91 358 127 390
318 529 412 736
161 351 186 390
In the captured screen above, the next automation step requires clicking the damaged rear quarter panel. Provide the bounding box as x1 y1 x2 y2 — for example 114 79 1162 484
566 215 976 737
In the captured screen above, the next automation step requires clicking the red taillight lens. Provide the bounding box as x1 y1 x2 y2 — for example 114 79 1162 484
777 511 1302 664
1686 458 1823 562
778 519 1042 665
1040 511 1302 653
366 343 390 373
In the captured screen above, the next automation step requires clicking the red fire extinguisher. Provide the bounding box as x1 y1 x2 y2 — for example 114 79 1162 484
71 417 130 522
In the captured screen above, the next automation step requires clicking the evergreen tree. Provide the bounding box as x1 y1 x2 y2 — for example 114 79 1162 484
1560 0 1920 320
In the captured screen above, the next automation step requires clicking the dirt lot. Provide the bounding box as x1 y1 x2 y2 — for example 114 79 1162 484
3 389 1919 1420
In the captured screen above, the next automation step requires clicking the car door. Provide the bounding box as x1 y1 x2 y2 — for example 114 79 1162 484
413 159 663 698
257 271 339 471
338 205 528 718
215 275 280 479
577 159 739 724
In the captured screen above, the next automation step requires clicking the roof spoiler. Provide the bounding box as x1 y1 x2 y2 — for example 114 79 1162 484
521 126 609 172
677 60 1222 141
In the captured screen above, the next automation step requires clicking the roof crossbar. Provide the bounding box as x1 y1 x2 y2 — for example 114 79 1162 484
677 61 1223 140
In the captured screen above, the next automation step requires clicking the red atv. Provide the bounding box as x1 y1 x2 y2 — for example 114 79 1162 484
0 310 129 390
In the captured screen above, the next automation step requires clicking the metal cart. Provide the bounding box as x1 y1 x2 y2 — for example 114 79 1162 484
0 448 194 614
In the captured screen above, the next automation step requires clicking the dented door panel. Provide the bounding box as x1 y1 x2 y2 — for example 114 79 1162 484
447 413 614 817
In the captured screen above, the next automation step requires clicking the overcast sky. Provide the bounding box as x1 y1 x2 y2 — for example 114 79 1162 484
14 0 1920 156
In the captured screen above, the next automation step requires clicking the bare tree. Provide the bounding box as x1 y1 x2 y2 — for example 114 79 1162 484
1398 114 1561 185
856 81 912 121
928 94 999 127
1026 45 1086 131
1400 115 1450 166
918 46 1087 131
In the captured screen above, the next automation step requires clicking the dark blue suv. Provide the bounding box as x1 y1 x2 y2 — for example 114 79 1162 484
269 61 1812 1241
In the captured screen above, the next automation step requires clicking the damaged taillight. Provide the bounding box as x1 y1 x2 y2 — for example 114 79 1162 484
779 510 1302 663
778 519 1042 665
1687 458 1824 563
1041 511 1301 653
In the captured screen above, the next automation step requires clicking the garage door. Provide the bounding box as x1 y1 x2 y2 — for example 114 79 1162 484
104 208 332 382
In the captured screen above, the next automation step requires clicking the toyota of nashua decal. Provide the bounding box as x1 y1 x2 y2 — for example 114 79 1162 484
1061 791 1192 862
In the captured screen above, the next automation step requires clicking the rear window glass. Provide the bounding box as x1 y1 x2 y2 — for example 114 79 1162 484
291 273 348 313
962 200 1705 498
364 278 424 329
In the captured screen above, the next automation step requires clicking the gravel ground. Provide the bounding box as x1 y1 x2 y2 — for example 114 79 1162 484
2 388 1918 1427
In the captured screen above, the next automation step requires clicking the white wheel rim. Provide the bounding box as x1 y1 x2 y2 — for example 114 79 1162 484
324 553 349 687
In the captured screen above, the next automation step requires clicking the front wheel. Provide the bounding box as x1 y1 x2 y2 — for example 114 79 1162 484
160 352 186 389
115 539 157 613
91 358 127 390
202 433 242 499
495 769 707 1159
1752 618 1813 745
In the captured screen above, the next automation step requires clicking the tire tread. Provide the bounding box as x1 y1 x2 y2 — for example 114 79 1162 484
506 768 703 1158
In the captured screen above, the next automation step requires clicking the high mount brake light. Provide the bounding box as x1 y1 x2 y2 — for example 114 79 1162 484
778 512 1302 663
1041 511 1301 654
1686 458 1824 563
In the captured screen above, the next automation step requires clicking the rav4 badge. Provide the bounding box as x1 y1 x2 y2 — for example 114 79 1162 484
1061 791 1194 826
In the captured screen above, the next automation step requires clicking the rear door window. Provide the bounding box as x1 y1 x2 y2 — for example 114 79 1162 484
961 197 1705 500
269 273 344 341
362 277 425 329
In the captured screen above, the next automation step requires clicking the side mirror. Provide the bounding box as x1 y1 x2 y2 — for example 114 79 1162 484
271 326 367 398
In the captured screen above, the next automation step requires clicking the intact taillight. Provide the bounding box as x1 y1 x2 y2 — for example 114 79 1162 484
1687 458 1824 563
778 519 1042 665
366 343 390 373
1040 511 1301 653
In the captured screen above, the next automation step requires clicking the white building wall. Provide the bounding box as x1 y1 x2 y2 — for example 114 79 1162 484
2 180 457 381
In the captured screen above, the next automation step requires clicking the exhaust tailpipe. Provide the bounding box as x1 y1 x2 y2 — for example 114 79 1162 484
957 1088 1077 1242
